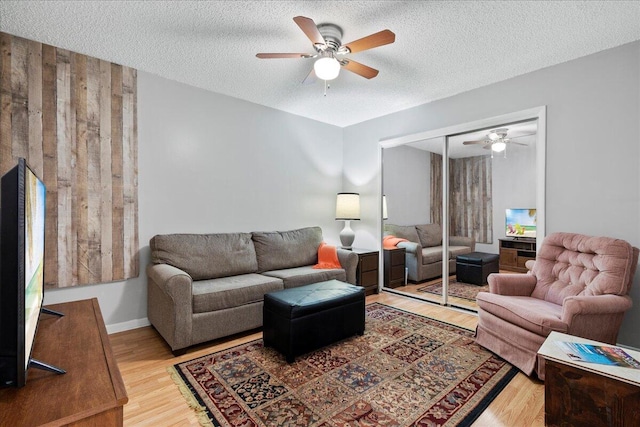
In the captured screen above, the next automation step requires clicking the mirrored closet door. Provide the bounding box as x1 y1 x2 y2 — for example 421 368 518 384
381 116 542 312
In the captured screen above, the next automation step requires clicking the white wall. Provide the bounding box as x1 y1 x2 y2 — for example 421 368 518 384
44 71 345 332
382 145 431 225
343 41 640 348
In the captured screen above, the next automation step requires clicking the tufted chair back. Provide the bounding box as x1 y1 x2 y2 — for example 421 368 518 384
530 232 639 305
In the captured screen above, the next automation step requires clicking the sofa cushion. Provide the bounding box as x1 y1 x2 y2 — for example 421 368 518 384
150 233 258 280
416 224 442 247
252 227 322 273
192 273 284 313
384 224 420 244
262 266 346 289
421 246 443 264
476 293 567 336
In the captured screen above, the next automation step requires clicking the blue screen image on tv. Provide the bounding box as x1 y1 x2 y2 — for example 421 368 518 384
506 208 536 238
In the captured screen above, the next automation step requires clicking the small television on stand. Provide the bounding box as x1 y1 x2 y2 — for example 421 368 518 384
505 208 537 240
0 158 65 388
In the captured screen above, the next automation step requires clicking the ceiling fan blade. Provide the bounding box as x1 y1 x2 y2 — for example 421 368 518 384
302 68 317 85
343 29 395 53
510 141 529 146
342 59 379 79
509 133 537 140
256 53 312 59
293 16 326 47
463 140 487 145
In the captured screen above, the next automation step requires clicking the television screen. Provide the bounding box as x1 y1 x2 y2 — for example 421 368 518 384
24 166 46 371
0 158 47 387
506 208 536 238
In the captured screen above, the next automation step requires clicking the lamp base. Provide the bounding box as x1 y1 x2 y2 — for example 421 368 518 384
339 220 355 249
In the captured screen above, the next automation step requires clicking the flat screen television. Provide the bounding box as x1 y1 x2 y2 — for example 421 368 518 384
505 208 537 239
0 158 63 388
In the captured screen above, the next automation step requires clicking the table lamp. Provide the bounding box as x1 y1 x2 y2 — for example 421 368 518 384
335 193 360 249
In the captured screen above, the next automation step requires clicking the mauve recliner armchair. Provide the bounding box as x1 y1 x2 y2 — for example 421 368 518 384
475 232 639 380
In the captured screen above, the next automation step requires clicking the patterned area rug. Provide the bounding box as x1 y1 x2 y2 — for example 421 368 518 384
169 303 517 426
418 279 489 302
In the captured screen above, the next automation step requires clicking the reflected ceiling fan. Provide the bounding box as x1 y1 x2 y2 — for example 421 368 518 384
256 16 395 86
463 128 535 157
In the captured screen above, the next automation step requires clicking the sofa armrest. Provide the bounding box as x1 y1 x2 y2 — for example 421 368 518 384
146 263 194 352
337 248 359 285
488 273 537 296
147 263 193 298
397 241 421 255
563 294 633 343
450 235 475 252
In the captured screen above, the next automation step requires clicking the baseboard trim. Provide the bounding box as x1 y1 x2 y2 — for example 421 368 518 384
107 317 150 334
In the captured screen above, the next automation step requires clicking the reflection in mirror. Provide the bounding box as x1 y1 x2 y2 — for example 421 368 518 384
381 139 444 305
381 120 538 312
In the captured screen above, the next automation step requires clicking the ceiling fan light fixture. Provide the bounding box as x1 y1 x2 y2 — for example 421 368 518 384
492 141 507 152
314 56 340 80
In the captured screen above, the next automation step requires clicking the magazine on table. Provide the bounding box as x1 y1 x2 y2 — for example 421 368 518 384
555 341 640 369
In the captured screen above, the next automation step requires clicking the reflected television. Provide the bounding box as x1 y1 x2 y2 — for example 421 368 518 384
505 208 536 239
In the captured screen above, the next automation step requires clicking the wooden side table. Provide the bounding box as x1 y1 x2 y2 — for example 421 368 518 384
384 247 406 288
350 248 379 295
538 331 640 427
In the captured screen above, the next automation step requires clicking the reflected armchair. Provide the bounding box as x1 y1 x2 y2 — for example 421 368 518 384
475 232 639 380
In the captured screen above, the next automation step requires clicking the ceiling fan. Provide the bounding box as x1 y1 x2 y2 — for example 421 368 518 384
256 16 395 85
463 128 535 157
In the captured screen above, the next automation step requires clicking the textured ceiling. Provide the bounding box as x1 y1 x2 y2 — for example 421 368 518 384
1 1 639 127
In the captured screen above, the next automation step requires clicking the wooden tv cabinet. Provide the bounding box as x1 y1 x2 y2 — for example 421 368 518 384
0 298 128 426
499 238 536 272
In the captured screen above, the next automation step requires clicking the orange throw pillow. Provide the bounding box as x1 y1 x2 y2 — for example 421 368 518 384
383 235 409 249
313 242 342 269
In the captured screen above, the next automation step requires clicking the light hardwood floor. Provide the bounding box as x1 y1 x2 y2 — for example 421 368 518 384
110 292 545 426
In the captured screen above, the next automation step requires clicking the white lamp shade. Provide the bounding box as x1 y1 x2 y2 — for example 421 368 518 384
336 193 360 220
492 141 507 152
314 57 340 81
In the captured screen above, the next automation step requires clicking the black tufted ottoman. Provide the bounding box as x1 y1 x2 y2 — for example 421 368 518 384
456 252 500 285
263 280 365 363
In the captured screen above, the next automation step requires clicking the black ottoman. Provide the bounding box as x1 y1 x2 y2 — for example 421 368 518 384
263 280 365 363
456 252 499 285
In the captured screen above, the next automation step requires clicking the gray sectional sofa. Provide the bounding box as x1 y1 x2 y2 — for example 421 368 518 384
384 223 475 283
146 226 359 354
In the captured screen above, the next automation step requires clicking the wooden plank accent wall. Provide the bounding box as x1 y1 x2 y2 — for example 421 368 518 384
0 32 138 288
450 156 493 244
430 152 493 244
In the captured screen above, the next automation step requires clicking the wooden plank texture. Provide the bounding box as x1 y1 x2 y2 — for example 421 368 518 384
110 64 124 279
42 44 58 287
0 32 138 288
0 33 13 180
56 48 74 287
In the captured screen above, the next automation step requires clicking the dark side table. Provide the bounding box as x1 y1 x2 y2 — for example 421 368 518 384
350 248 379 295
384 247 406 288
